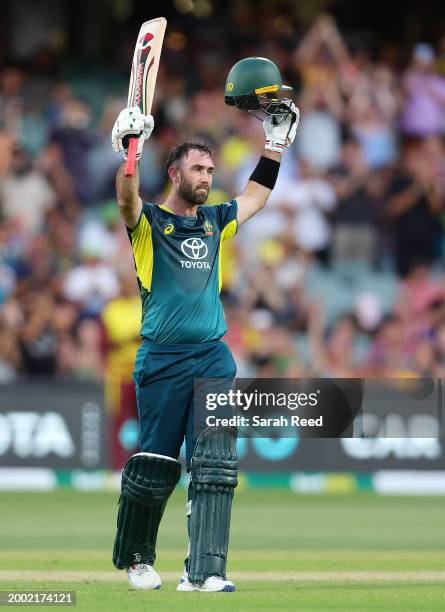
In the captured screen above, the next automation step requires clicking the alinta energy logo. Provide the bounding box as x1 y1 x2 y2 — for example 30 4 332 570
180 238 210 269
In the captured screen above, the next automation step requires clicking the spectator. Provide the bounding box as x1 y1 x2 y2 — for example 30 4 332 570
72 319 104 381
400 43 445 138
19 291 58 377
0 147 56 233
385 143 444 276
329 138 384 266
0 316 20 382
308 302 359 376
50 98 94 203
62 248 119 316
0 67 25 140
367 314 413 376
349 96 397 170
101 274 141 359
297 87 342 170
289 158 336 264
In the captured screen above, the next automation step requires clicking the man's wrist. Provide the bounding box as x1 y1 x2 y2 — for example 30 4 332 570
249 155 281 190
263 149 282 162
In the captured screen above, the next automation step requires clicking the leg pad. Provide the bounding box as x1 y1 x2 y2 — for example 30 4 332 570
113 453 181 569
188 427 238 583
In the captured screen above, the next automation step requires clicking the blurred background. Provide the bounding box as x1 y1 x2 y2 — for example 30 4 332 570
1 0 445 491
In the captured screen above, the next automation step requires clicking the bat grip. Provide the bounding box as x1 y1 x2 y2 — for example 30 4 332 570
124 137 139 177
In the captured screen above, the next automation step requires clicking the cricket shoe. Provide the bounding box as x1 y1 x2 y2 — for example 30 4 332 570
126 563 161 590
177 570 236 592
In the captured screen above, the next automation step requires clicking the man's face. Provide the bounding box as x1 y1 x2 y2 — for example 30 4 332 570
174 150 214 205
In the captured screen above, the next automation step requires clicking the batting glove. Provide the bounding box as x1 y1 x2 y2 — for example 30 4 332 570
263 100 299 153
111 106 154 160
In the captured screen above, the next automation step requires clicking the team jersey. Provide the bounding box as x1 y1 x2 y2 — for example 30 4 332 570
127 200 238 344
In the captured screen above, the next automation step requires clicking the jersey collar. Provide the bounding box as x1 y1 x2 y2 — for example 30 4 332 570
159 204 175 214
159 203 199 219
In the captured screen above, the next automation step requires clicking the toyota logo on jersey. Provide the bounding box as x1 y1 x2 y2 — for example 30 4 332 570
181 238 208 260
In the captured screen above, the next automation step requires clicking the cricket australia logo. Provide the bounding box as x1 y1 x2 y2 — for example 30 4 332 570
180 238 210 269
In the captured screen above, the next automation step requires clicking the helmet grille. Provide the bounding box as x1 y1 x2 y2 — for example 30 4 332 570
224 92 292 123
224 93 262 111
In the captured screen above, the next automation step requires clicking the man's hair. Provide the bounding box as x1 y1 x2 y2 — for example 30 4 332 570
165 141 212 179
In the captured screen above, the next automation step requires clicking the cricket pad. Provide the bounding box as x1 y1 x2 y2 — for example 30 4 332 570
188 427 238 583
113 453 181 569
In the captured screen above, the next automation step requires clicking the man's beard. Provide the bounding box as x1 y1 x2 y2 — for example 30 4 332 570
178 176 209 205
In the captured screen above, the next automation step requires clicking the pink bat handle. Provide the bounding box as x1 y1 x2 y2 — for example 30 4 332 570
124 137 139 177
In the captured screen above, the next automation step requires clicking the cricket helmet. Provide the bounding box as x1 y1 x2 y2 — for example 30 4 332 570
224 57 293 120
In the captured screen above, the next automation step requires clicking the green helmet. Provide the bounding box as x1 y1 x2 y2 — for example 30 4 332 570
224 57 293 119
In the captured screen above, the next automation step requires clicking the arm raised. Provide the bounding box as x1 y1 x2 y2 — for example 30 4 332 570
116 162 142 229
236 150 282 224
111 106 154 228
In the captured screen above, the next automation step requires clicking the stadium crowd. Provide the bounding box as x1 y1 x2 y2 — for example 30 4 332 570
2 12 445 383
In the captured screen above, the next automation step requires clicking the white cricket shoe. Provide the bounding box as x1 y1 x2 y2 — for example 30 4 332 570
126 563 161 590
177 570 235 592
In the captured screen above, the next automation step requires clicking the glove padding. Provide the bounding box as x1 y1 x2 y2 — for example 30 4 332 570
263 100 299 153
111 106 154 160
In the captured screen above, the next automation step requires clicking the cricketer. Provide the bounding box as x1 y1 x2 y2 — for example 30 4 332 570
110 57 299 592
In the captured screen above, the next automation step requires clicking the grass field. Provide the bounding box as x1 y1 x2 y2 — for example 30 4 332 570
1 488 444 610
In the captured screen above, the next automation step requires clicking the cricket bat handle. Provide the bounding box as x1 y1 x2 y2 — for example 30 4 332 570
124 137 139 177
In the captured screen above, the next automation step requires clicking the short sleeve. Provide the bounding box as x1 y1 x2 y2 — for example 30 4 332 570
126 202 154 234
126 203 154 291
212 199 238 241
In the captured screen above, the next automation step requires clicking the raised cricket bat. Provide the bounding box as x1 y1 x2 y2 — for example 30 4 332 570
124 17 167 177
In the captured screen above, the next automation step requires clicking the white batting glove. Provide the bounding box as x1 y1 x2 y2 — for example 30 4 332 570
263 100 299 153
111 106 154 160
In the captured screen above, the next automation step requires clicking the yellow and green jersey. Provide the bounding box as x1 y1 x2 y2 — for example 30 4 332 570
127 200 238 344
